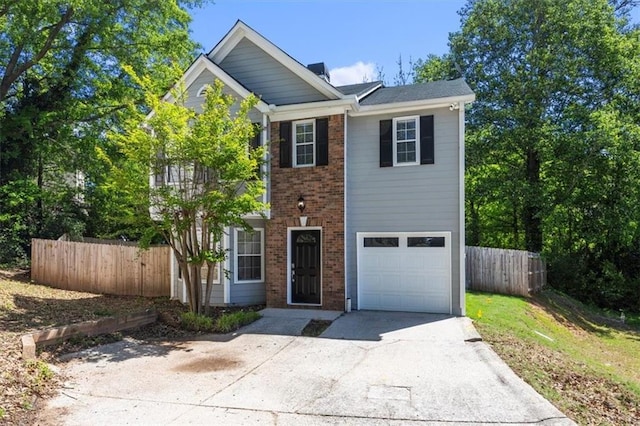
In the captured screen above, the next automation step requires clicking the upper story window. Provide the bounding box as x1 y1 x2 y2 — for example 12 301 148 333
393 116 419 165
278 118 329 168
379 115 434 168
294 120 315 167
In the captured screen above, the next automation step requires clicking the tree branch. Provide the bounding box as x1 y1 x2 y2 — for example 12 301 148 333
0 6 74 102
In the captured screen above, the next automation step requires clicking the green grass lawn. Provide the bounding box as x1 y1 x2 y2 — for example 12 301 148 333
467 289 640 424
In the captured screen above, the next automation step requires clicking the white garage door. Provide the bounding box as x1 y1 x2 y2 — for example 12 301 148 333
357 232 451 314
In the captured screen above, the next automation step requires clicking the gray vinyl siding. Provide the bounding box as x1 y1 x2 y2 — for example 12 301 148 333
218 38 329 105
346 107 463 315
183 69 262 122
228 219 267 306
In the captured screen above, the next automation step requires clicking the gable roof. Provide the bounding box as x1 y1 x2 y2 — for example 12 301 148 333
335 81 383 98
359 79 474 106
208 20 344 103
162 54 271 113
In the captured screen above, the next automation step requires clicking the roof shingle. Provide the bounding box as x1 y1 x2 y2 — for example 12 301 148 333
359 78 474 106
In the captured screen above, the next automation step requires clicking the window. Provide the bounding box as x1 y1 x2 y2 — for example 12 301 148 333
408 236 445 247
379 115 434 167
393 116 419 165
293 120 315 167
364 237 399 247
235 228 264 282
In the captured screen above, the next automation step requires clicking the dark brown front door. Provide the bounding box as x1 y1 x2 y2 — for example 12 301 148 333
291 229 321 304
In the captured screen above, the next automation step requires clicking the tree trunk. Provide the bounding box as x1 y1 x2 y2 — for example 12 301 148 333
524 148 543 252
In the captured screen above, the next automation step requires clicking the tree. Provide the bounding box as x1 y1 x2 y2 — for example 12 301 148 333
112 77 267 314
0 0 207 264
414 0 640 309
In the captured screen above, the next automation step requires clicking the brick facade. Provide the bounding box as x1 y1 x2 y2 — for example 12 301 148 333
265 114 345 311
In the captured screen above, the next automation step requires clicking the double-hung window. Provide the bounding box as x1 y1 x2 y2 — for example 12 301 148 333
393 116 419 166
235 228 264 282
293 120 315 167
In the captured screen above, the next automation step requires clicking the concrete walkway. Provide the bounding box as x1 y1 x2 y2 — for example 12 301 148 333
38 311 574 425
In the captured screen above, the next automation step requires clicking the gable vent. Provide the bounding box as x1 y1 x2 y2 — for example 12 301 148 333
307 62 330 83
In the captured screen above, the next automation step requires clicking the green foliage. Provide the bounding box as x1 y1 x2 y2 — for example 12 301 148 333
414 0 640 309
413 54 459 83
113 77 268 314
25 359 54 394
0 0 209 264
215 311 261 333
180 311 213 332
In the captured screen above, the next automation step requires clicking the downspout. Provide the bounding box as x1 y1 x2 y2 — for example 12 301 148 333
343 110 350 312
458 104 466 316
223 227 231 304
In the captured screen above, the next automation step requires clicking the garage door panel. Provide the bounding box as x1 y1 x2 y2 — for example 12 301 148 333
357 232 451 314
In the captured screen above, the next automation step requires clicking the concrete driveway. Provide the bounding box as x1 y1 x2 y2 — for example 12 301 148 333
38 311 574 425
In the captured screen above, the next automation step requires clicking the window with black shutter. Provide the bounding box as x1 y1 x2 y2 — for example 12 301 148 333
279 121 292 168
379 115 434 167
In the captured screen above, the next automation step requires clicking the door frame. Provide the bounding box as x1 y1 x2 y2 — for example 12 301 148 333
287 226 322 306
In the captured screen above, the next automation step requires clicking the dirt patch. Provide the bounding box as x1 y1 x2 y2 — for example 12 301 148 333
480 327 640 425
0 274 261 425
173 356 242 373
301 319 333 337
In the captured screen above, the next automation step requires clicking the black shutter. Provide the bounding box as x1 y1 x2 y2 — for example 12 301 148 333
154 151 165 185
315 118 329 166
250 123 262 178
279 121 292 168
420 115 434 165
379 119 393 167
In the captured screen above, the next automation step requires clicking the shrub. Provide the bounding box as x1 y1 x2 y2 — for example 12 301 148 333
180 311 213 332
215 311 261 333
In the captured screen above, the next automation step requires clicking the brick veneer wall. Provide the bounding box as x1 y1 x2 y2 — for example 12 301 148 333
266 114 345 311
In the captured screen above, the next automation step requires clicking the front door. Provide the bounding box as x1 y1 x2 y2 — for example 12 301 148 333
291 229 321 304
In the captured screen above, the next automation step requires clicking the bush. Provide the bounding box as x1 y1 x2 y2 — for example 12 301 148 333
215 311 261 333
180 312 213 332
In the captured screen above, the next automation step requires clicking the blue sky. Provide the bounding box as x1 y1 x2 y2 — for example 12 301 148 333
188 0 640 86
188 0 466 86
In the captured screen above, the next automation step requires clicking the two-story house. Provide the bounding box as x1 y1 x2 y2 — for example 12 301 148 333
157 20 475 316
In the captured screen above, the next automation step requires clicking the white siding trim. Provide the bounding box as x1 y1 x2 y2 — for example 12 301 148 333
458 105 466 316
157 55 270 115
350 94 476 117
343 111 349 310
223 227 231 304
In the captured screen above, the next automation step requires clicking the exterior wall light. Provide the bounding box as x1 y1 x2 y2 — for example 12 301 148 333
297 195 306 213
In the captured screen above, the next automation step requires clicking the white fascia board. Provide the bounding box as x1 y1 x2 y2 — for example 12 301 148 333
350 94 476 117
268 97 357 122
355 83 383 101
161 56 270 114
209 21 344 101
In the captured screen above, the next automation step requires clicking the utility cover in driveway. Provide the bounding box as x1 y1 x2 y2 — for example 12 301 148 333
357 232 451 313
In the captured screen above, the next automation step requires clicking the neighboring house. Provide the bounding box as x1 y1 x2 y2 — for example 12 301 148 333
155 20 475 316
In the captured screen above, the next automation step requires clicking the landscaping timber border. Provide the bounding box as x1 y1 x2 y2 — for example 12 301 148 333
21 309 157 359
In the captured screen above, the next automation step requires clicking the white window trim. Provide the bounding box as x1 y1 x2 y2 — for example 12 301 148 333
293 119 316 168
196 84 209 97
233 227 265 283
392 115 420 166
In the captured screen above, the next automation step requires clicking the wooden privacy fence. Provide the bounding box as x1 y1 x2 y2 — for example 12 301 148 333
465 246 546 297
31 239 171 297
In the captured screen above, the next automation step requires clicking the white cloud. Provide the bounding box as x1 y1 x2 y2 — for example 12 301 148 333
329 61 376 86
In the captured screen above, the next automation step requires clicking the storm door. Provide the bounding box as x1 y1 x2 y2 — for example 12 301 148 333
291 229 321 304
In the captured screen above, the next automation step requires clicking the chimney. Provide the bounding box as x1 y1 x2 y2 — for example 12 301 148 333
307 62 330 83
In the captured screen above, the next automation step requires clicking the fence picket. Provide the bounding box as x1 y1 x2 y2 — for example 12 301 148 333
465 246 546 297
30 239 170 297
